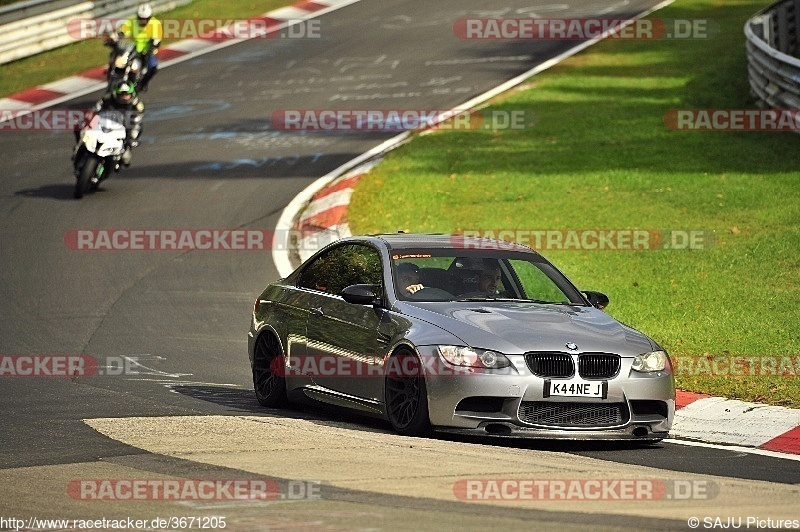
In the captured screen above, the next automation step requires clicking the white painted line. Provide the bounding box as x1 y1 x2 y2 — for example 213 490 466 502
0 98 33 110
40 75 102 94
165 38 217 53
269 6 313 19
163 381 242 388
316 0 359 6
665 438 800 461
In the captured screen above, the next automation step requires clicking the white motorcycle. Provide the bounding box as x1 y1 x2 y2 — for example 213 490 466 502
71 110 130 199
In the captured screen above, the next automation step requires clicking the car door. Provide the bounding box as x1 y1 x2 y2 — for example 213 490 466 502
298 243 388 402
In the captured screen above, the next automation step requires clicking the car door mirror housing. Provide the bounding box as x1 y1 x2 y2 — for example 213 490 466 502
583 290 609 310
341 284 381 305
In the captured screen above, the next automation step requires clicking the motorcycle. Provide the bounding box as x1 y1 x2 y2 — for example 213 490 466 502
71 110 130 199
105 35 147 90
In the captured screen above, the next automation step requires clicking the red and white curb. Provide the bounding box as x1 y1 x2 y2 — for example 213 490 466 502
291 159 378 264
673 391 800 454
0 0 361 115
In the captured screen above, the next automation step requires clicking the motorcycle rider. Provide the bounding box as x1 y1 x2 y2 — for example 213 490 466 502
117 3 162 91
89 80 144 166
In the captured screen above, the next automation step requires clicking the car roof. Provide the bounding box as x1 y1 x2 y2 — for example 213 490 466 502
352 233 540 255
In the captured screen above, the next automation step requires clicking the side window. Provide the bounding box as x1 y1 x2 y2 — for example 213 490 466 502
299 244 382 295
509 260 570 303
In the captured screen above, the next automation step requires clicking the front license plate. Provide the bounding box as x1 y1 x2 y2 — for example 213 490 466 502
544 379 607 399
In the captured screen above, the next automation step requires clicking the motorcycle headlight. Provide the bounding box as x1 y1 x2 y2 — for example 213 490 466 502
632 350 669 372
438 346 511 369
130 58 141 73
114 56 128 69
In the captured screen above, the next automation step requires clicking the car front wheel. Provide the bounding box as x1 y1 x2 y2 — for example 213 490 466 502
385 350 431 436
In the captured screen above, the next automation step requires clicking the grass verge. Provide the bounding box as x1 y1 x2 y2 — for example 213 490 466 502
0 0 296 98
348 0 800 407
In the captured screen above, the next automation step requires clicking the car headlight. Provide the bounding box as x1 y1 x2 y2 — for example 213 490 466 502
632 350 669 372
438 345 511 369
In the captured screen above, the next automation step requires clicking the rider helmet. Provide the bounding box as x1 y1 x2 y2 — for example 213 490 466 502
137 3 153 24
113 81 136 104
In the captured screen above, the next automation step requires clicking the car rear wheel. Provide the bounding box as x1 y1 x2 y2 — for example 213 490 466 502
253 333 287 407
385 350 431 436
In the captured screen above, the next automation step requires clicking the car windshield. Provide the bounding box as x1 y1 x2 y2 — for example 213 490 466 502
391 248 586 304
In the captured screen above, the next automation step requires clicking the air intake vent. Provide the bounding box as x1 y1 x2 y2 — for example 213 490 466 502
518 402 629 427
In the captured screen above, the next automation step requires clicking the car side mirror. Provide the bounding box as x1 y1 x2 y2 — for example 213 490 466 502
583 290 609 310
341 284 381 305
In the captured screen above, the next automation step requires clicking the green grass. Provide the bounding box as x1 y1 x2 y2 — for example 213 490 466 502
0 0 295 98
348 0 800 406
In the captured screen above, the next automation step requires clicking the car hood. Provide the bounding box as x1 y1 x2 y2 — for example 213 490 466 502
398 301 654 356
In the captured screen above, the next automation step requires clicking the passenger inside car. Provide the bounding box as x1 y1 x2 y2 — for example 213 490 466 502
453 258 504 296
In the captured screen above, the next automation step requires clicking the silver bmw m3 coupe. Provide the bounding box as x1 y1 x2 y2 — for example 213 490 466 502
248 233 674 441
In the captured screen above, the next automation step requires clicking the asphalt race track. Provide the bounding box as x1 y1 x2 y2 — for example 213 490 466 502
1 0 799 529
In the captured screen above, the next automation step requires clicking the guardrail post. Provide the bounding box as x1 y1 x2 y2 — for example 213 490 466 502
794 0 800 55
776 4 791 54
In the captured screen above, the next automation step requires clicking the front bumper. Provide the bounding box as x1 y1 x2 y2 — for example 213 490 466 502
422 351 675 440
436 425 670 441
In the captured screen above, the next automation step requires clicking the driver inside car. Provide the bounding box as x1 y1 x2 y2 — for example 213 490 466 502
397 262 424 295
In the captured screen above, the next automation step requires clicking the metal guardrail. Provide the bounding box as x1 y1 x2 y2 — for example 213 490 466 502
745 0 800 110
0 0 80 26
0 0 190 65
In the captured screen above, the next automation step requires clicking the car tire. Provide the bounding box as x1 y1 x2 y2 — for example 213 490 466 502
385 349 431 436
252 333 287 408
